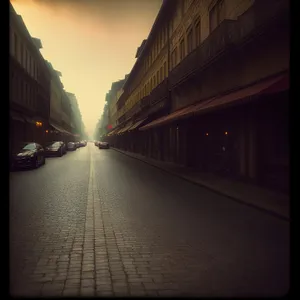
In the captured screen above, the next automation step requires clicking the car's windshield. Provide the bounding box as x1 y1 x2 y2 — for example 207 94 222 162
22 143 36 150
49 142 61 147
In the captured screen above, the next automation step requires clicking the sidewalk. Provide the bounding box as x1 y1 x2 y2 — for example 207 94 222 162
113 148 290 221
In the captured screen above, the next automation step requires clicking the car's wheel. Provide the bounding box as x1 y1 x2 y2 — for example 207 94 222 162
59 149 63 157
42 156 46 165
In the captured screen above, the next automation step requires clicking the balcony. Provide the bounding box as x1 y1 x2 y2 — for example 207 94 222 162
169 0 289 88
169 19 238 88
126 101 140 119
149 79 168 106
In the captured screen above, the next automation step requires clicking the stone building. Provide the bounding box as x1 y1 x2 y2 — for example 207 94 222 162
106 0 290 193
10 3 51 152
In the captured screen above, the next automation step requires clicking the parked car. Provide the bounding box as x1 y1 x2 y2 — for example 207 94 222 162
11 142 46 169
67 142 77 151
75 141 80 148
94 141 99 146
45 141 66 157
98 141 109 149
80 140 87 147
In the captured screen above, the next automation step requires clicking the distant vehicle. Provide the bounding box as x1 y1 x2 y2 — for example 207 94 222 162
94 141 99 146
79 140 87 147
45 141 66 157
67 142 76 151
98 141 109 149
75 141 81 148
11 142 46 169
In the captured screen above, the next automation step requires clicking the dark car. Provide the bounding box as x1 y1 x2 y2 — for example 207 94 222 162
80 140 87 147
67 142 77 151
94 141 99 146
45 141 66 157
98 141 109 149
11 142 46 169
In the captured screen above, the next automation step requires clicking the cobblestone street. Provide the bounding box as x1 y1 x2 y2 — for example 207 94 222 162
10 143 289 297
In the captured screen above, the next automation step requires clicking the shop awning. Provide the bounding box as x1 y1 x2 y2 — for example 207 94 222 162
64 129 74 136
10 111 25 122
128 118 147 132
24 117 35 124
107 127 119 136
50 122 67 133
139 105 195 131
117 122 133 134
140 72 289 131
113 127 124 135
192 72 289 116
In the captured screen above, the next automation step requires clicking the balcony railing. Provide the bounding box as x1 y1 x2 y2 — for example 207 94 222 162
169 0 288 88
126 101 140 119
169 19 238 87
149 79 168 106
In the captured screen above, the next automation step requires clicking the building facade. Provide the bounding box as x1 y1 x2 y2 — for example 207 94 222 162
104 0 290 193
96 77 128 141
10 3 51 153
66 92 84 140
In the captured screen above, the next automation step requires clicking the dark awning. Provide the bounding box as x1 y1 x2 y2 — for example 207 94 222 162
107 127 119 136
128 118 148 132
24 116 35 124
140 72 289 131
139 105 195 131
10 111 25 122
192 72 289 116
117 122 133 134
49 122 67 133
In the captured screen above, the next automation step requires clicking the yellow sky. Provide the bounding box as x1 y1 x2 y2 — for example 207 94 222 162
11 0 162 137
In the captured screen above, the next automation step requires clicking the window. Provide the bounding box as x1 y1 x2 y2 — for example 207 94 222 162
187 28 193 53
209 0 225 33
25 49 29 70
180 38 185 60
171 49 177 68
13 33 18 58
195 19 201 47
24 83 27 104
20 43 24 66
158 34 161 51
29 55 32 76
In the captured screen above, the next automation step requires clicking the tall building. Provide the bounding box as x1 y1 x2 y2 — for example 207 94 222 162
66 92 84 139
104 0 289 193
96 77 127 140
10 2 51 153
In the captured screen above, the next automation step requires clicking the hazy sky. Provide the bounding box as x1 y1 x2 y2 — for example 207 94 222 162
11 0 162 137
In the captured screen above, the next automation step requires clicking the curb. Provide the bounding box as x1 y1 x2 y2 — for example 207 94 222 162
112 148 290 222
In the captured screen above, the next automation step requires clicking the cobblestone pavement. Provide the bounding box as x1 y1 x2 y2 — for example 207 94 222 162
9 143 290 297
